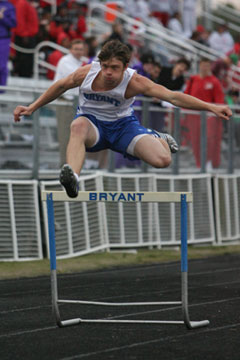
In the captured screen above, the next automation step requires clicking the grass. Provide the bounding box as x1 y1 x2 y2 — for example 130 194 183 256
1 245 240 280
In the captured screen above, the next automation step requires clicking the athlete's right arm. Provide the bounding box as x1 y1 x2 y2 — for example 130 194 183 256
14 65 91 122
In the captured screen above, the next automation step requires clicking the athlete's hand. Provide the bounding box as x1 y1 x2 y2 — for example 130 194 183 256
14 106 33 122
211 104 232 121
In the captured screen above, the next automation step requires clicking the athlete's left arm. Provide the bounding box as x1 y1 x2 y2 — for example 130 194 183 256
127 74 232 121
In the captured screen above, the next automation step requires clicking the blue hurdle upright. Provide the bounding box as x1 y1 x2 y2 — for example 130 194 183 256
42 190 210 329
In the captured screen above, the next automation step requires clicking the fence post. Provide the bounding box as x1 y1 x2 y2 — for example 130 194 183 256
227 116 234 174
200 111 207 173
141 99 149 173
172 107 180 175
32 102 40 180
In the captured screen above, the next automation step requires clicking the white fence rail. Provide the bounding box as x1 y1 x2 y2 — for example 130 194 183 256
214 174 240 244
41 174 109 259
0 173 239 261
0 180 42 261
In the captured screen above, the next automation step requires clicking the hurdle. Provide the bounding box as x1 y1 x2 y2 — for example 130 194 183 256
41 190 210 329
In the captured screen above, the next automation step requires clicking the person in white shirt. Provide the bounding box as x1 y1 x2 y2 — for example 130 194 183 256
182 0 198 38
168 12 185 37
54 39 88 100
149 0 172 26
126 0 150 21
208 24 234 56
54 39 88 166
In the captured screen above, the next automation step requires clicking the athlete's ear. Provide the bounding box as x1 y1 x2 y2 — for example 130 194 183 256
124 63 129 70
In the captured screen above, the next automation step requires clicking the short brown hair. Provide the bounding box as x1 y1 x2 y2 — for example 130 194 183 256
199 57 211 64
98 40 131 67
176 58 191 70
70 39 84 48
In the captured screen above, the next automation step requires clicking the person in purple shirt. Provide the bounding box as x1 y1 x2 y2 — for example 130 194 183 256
132 53 155 78
0 0 16 90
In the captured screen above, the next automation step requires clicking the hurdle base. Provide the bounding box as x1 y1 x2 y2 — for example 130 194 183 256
59 318 82 327
53 299 210 329
56 317 210 328
186 320 210 329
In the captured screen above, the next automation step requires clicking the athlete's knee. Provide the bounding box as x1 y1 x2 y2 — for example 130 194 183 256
151 153 171 168
70 118 89 138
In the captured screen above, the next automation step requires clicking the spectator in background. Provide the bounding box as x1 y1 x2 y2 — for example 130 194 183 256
54 39 88 167
149 61 165 132
0 0 16 90
168 12 184 36
156 58 190 133
158 57 190 91
169 0 180 15
49 5 73 43
84 36 99 63
127 43 139 68
103 20 125 44
13 0 39 77
149 0 171 27
150 61 162 82
68 0 87 40
132 53 155 119
230 34 240 56
182 0 198 38
208 24 234 56
54 39 88 100
126 0 150 22
225 89 240 148
212 54 238 93
133 53 155 77
46 35 70 80
37 7 52 44
40 0 65 8
184 58 225 170
192 25 211 47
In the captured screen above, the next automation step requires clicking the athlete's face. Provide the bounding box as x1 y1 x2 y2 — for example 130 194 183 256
100 58 127 87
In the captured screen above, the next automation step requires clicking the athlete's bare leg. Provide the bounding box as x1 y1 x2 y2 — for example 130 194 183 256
66 116 97 174
133 135 172 168
60 116 97 197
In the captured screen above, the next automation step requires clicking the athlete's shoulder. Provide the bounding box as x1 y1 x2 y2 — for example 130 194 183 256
71 63 92 86
126 72 153 98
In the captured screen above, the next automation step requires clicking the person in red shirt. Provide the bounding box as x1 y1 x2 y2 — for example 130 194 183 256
13 0 39 77
184 58 225 169
40 0 65 7
46 36 70 80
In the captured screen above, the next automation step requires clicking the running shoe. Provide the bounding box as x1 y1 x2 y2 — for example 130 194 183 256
152 130 179 153
59 164 79 198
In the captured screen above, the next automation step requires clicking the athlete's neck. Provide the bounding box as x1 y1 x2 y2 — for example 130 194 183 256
92 71 123 92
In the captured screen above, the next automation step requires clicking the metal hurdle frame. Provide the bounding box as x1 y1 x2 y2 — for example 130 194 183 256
42 190 210 329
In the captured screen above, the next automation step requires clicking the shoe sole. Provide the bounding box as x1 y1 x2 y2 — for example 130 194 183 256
59 165 78 198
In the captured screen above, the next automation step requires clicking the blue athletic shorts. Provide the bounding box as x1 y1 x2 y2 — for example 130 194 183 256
73 112 158 160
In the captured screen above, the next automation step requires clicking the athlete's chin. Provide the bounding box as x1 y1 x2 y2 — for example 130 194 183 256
105 78 115 85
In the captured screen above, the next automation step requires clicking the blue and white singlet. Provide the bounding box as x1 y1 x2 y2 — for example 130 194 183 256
77 61 136 121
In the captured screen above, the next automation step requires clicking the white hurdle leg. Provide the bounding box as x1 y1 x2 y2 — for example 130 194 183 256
45 191 209 329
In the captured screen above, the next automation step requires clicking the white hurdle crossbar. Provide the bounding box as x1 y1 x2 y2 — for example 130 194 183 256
42 190 209 329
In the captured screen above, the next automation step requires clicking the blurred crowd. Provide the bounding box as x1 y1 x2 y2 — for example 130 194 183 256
0 1 239 89
1 0 240 169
